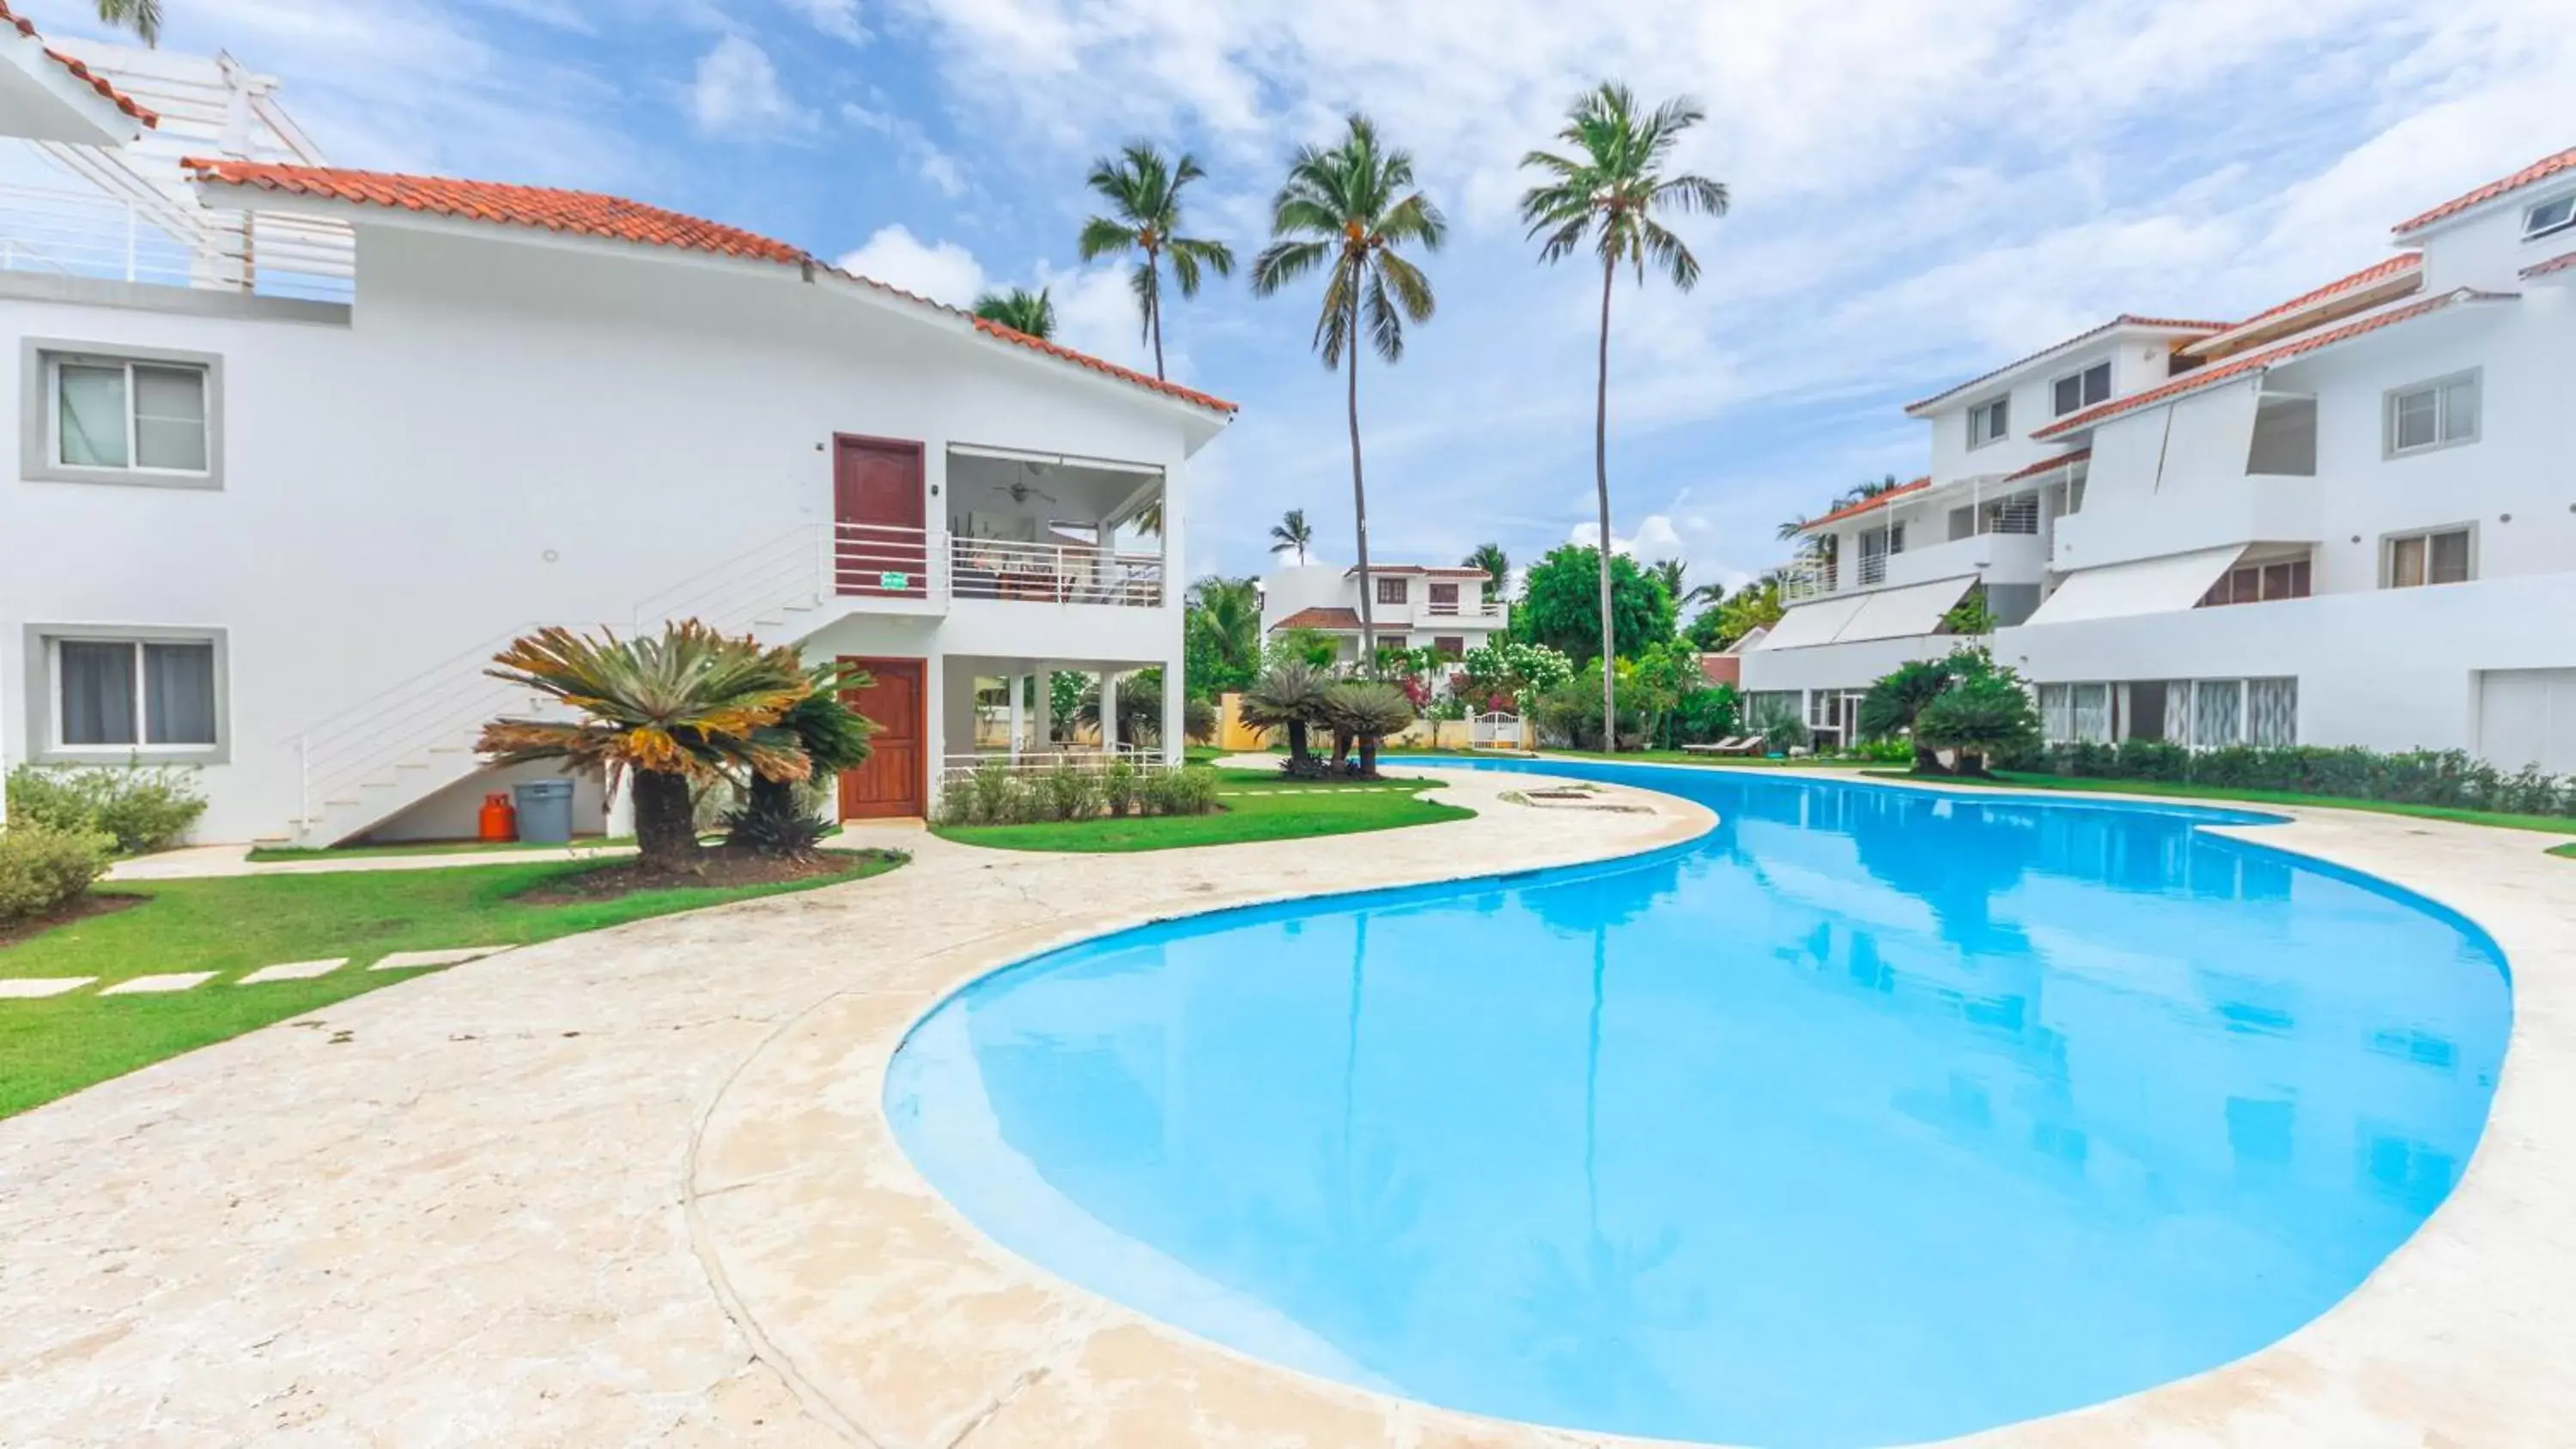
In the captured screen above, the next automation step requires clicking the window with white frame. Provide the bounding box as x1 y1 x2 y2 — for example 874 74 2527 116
2385 527 2472 589
2385 371 2479 457
2038 682 2113 744
2527 192 2576 241
2051 361 2111 417
40 632 224 756
1967 397 2010 448
2159 676 2297 749
26 344 220 484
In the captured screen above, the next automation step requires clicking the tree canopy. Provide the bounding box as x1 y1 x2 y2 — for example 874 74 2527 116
1515 544 1675 664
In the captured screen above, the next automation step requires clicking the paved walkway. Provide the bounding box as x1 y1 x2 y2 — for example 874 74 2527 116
5 761 2575 1447
106 840 643 882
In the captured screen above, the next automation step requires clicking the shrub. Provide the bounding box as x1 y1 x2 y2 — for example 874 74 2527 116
1912 674 2038 776
0 822 113 921
1748 695 1809 755
719 799 834 858
6 762 208 855
1036 761 1101 821
1152 765 1222 815
1182 696 1219 744
2016 740 2576 817
1101 760 1143 817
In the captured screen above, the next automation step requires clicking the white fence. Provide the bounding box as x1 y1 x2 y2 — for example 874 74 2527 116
1471 712 1525 749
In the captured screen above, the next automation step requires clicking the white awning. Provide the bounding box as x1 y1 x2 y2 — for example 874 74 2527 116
1836 575 1980 645
2023 546 2247 626
1755 594 1868 650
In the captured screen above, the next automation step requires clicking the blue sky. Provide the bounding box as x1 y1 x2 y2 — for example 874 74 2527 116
46 0 2576 593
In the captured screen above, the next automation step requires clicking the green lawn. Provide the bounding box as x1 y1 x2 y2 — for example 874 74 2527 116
1862 768 2576 837
0 850 906 1118
933 767 1473 852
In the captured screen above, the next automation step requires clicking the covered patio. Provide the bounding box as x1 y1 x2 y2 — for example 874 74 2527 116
938 652 1187 779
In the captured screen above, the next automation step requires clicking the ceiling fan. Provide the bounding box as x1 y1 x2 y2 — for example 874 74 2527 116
1005 462 1058 506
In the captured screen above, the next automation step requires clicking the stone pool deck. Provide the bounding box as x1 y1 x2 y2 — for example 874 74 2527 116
3 761 2573 1446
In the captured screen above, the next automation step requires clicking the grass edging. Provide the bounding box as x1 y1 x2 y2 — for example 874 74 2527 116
1858 768 2576 838
933 767 1473 853
0 848 908 1118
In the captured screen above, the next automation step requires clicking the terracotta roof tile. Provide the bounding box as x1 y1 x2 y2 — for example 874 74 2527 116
1905 315 2231 415
185 161 1238 415
2 2 156 126
2523 250 2576 280
2227 252 2421 330
1795 476 1932 533
2032 290 2502 440
2393 147 2576 235
2001 447 2089 482
1270 607 1362 632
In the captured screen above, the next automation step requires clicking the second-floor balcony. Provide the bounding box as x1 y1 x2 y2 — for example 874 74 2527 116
1421 597 1507 622
824 522 1165 610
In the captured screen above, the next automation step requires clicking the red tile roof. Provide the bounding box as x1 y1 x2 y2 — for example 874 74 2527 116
2032 290 2500 440
2001 448 2089 482
2523 250 2576 280
185 160 1238 415
2225 252 2421 331
1794 476 1932 533
2393 147 2576 236
1904 315 2232 415
1270 607 1362 632
2 1 156 127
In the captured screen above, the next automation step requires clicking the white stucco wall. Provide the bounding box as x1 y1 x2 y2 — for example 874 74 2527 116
3 222 1217 840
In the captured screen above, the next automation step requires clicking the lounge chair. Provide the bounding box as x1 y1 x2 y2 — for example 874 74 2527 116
1681 736 1763 756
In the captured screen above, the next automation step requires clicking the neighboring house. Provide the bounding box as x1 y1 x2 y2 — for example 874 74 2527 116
1747 143 2576 767
1260 562 1506 662
0 25 1232 844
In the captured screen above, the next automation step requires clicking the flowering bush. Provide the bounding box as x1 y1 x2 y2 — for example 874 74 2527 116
1459 640 1573 712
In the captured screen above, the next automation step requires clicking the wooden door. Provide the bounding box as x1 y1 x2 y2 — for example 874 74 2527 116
838 658 926 819
833 435 927 597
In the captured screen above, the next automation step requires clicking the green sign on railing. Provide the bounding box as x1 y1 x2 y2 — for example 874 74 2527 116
879 572 909 591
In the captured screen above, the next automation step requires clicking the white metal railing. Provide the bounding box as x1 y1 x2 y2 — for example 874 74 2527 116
1858 552 1890 587
939 745 1169 780
1780 561 1838 603
948 536 1164 607
834 521 936 601
0 182 353 302
633 525 823 635
1472 711 1525 749
1425 598 1505 620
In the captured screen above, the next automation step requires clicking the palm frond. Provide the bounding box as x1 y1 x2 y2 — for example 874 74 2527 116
1375 250 1436 324
1076 215 1135 261
1250 238 1331 297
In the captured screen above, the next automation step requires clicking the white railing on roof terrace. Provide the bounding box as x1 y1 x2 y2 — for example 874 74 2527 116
0 183 353 303
1779 561 1838 603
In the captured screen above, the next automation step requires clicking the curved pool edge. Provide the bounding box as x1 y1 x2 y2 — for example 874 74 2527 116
687 761 2576 1449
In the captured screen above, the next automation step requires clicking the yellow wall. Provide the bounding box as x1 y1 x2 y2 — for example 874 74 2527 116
1218 693 1269 752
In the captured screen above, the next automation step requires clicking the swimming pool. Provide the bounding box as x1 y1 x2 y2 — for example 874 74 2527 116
884 761 2510 1447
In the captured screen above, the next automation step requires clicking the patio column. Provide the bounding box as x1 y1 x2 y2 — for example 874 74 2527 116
1100 670 1120 753
1163 664 1185 767
1031 665 1053 755
1007 673 1025 762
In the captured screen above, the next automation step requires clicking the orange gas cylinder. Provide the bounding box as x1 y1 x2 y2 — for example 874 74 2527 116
477 791 518 842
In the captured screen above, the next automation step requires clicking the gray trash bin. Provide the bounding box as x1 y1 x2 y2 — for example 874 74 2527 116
511 778 576 845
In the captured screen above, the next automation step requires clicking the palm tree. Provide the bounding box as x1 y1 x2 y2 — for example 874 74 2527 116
1645 557 1687 609
1464 542 1510 602
970 287 1055 339
1321 679 1415 778
1241 661 1331 778
1184 574 1262 688
95 0 160 44
1252 113 1448 671
1077 142 1235 379
1268 507 1315 564
478 621 811 871
1520 82 1728 752
727 663 878 856
1778 474 1902 540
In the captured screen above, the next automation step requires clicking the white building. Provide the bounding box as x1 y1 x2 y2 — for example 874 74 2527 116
1 24 1231 844
1259 561 1507 663
1745 144 2576 767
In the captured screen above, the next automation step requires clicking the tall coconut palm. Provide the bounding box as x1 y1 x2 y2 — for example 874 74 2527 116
1646 558 1688 610
1521 82 1728 751
95 0 160 44
1252 114 1448 670
1269 507 1315 564
1185 574 1263 688
970 286 1055 339
1078 142 1235 379
478 621 811 871
1464 542 1510 602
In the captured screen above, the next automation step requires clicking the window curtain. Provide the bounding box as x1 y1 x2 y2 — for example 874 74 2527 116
2072 683 2112 743
2193 680 2244 747
2247 678 2298 748
57 364 128 468
131 366 208 471
2164 682 2192 746
2038 684 2071 743
57 641 137 745
143 642 218 744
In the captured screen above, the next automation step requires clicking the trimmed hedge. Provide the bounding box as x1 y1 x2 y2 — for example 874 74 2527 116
2003 740 2576 817
0 822 113 921
937 760 1222 826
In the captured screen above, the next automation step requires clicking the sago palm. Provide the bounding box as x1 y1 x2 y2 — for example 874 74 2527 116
478 621 811 871
1464 542 1510 601
1520 82 1728 751
1252 114 1447 671
1269 507 1315 564
1322 679 1416 778
971 287 1055 339
1078 142 1235 379
1240 661 1332 777
728 663 878 857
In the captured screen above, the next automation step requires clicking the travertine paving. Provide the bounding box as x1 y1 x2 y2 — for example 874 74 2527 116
4 761 2574 1447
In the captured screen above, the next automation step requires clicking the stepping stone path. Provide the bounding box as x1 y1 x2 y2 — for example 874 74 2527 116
370 947 507 971
100 973 218 995
0 977 94 998
236 957 349 985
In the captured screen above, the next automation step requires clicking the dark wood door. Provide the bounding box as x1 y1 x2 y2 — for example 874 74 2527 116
838 658 926 819
833 435 927 597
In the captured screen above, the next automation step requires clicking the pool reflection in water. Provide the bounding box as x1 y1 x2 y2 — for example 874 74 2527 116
885 763 2508 1448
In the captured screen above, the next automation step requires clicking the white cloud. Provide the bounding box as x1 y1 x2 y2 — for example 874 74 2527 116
842 101 969 197
780 0 866 43
836 225 987 306
690 34 811 137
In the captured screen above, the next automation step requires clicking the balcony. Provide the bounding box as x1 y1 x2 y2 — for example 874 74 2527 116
1423 597 1506 622
0 180 354 304
817 524 1165 609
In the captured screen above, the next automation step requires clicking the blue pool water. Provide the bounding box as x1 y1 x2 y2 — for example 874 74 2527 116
884 761 2510 1447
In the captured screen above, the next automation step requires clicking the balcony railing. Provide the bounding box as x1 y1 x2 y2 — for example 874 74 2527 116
0 183 354 303
939 745 1170 780
1857 553 1890 587
1425 598 1506 621
947 537 1165 608
832 522 935 601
